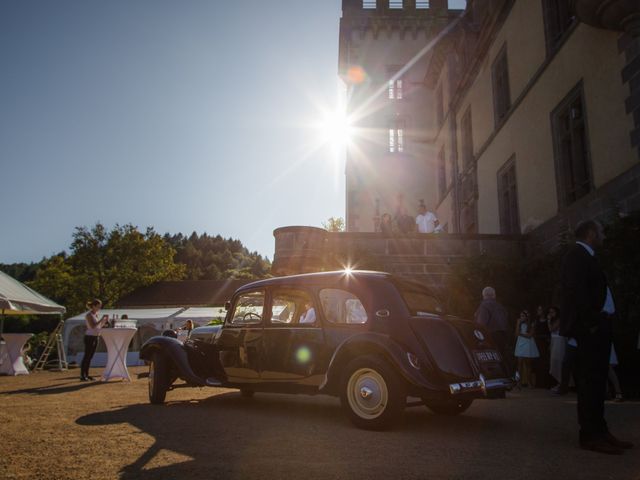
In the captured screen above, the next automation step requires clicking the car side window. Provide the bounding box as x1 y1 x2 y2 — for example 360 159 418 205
229 291 264 325
271 289 316 326
319 289 368 324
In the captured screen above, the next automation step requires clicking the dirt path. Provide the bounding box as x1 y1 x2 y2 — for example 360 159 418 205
1 367 639 479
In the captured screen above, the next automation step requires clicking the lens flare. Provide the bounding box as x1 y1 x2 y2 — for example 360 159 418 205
347 66 367 84
296 346 312 364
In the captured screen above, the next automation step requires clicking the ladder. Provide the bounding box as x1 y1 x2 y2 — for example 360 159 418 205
33 318 68 371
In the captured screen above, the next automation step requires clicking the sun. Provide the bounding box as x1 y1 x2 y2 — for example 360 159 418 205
317 107 352 152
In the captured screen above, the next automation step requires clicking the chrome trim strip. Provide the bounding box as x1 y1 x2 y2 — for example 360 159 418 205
449 377 514 395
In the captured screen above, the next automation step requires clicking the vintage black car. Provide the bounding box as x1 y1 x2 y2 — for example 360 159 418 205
140 270 513 429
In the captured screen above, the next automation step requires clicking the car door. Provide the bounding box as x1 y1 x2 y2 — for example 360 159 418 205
260 287 327 384
216 290 265 383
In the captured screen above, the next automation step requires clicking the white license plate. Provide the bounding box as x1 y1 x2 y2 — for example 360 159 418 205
475 350 501 362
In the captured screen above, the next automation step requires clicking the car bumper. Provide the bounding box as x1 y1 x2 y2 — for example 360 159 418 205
449 375 514 395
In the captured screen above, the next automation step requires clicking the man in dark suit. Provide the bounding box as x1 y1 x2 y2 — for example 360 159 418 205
560 220 633 454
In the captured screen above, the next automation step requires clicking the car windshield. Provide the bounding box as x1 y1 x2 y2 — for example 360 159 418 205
393 279 444 316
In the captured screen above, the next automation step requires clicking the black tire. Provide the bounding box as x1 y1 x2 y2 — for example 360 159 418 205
340 355 406 430
240 388 255 398
149 352 170 404
423 398 473 415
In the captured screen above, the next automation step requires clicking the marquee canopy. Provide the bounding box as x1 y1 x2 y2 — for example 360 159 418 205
0 270 66 316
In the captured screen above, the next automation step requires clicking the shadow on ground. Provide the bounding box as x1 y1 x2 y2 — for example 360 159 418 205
76 392 507 479
0 380 103 396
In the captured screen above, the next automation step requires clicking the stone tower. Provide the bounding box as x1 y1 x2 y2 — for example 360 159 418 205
338 0 462 232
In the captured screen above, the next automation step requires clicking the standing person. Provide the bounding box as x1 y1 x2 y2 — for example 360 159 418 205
533 305 552 388
415 202 438 234
514 310 539 387
393 193 414 234
179 319 194 333
608 344 624 402
380 213 393 234
547 306 565 390
81 299 108 381
560 220 633 454
474 286 510 368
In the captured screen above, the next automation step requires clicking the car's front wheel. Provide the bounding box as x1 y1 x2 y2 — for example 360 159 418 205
149 352 170 404
423 398 473 415
340 355 406 430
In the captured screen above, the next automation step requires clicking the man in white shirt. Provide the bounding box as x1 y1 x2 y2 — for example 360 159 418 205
299 302 316 324
415 204 437 233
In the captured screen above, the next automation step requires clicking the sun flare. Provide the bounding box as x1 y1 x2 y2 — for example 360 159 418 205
318 108 352 151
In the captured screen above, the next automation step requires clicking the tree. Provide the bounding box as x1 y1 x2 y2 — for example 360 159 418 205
164 232 271 280
30 223 185 314
322 217 345 232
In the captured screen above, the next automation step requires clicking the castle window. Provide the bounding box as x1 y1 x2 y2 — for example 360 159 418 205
461 107 473 170
416 1 429 9
389 118 405 153
491 44 511 126
437 146 447 203
388 78 403 99
542 0 576 54
389 128 404 153
552 82 593 207
389 0 403 9
363 0 377 9
497 156 520 234
436 84 444 127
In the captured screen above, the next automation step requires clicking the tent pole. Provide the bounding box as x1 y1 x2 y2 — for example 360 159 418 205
1 308 4 337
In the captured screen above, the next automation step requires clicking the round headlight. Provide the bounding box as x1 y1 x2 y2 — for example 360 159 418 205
407 352 420 370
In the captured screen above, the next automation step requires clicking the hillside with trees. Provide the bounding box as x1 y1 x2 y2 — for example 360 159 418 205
1 223 271 316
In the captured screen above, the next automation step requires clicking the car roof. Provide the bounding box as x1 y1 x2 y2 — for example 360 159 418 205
237 270 392 292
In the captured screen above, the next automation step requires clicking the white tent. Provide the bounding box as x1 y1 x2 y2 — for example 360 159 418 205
63 306 226 367
0 270 66 334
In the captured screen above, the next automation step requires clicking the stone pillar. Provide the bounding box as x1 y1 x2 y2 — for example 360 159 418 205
272 226 328 276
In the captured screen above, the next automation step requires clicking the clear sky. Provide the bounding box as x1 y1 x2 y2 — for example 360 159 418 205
0 0 465 264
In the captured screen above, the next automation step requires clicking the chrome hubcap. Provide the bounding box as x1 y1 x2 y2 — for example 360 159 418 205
360 386 373 399
347 368 388 420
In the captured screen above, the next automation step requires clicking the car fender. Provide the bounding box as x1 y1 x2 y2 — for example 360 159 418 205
319 332 438 395
139 336 206 387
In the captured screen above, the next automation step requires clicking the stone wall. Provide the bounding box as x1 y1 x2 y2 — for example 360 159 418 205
272 226 527 291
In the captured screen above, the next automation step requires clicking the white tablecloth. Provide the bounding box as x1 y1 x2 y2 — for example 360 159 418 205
99 328 137 382
0 333 33 376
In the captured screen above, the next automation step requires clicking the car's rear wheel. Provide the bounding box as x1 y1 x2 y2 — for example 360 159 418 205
340 355 406 430
423 398 473 415
149 352 170 404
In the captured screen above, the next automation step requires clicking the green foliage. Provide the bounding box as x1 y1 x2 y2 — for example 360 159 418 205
446 247 568 321
600 212 640 374
164 232 271 281
322 217 345 232
29 223 185 315
0 261 44 283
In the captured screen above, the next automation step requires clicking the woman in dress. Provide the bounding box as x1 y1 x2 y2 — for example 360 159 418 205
514 310 539 387
81 299 109 381
547 306 565 390
608 344 624 402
